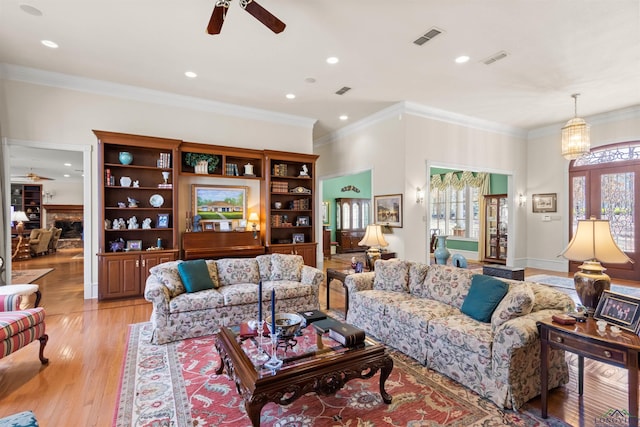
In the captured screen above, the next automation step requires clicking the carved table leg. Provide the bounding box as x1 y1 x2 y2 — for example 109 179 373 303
245 399 265 427
379 355 393 404
38 333 49 364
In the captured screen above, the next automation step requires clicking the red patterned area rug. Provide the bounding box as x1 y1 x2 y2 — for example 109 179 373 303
114 323 569 427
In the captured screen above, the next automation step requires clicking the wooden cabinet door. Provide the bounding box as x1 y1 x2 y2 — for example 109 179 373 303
98 254 140 299
141 251 177 283
266 243 317 267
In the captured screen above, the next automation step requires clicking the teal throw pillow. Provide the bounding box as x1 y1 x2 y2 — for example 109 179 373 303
461 274 509 323
177 259 215 293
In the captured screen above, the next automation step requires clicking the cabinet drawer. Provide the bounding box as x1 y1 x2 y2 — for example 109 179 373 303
548 330 627 365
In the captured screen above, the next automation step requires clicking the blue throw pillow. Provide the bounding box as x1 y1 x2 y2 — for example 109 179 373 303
461 274 509 323
177 259 215 293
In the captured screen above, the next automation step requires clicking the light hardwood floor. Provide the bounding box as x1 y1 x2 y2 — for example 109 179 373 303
0 249 636 426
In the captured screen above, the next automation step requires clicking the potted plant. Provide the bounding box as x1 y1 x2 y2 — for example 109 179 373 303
183 152 220 174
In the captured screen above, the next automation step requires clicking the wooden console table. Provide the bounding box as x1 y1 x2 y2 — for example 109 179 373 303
12 236 31 261
538 317 640 427
182 231 264 260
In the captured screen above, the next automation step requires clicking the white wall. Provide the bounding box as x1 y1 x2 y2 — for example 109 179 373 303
0 75 314 298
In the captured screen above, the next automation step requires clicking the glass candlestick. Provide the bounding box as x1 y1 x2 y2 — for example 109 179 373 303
161 171 170 184
264 331 283 370
251 320 269 364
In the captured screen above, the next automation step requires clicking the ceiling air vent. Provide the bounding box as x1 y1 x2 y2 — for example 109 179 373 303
335 86 351 95
413 27 443 46
482 51 509 65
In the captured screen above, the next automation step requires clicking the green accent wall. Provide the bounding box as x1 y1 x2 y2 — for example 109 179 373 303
322 170 372 241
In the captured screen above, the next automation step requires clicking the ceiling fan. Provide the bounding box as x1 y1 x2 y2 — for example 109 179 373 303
207 0 286 35
12 172 55 182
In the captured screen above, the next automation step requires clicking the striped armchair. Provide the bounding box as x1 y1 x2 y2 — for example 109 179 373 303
0 295 48 364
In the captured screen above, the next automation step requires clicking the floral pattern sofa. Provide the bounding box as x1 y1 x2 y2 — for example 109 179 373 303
344 259 573 410
144 254 324 344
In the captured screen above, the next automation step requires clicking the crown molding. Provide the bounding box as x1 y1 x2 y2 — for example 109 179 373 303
0 63 316 130
315 101 527 146
528 104 640 140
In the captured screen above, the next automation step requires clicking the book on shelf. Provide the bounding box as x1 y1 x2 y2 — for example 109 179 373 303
328 322 365 347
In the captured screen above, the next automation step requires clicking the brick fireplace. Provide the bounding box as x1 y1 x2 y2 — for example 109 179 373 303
44 204 84 249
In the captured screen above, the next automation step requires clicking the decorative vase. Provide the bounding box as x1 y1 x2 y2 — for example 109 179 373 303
118 151 133 165
434 235 451 265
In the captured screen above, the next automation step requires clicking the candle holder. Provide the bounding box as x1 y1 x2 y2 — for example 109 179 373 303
249 320 269 364
264 331 283 370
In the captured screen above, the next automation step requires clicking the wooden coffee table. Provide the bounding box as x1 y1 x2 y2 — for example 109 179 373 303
215 321 393 426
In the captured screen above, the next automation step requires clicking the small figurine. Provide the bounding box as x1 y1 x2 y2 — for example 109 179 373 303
127 216 139 229
118 202 126 208
128 197 139 208
192 214 202 232
351 256 357 270
142 217 152 229
133 180 140 188
110 238 125 252
104 219 111 230
299 164 309 177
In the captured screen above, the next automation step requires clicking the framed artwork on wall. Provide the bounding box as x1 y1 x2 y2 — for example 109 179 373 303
322 201 330 225
192 184 247 222
374 194 403 228
532 193 557 213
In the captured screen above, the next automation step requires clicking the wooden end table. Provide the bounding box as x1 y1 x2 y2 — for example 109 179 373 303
538 317 640 427
215 322 393 426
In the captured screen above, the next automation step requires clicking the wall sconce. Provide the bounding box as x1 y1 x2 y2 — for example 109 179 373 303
248 212 259 239
416 187 425 204
518 193 526 207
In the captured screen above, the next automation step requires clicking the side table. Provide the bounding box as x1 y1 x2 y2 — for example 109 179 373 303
11 236 31 261
325 268 352 313
538 317 640 427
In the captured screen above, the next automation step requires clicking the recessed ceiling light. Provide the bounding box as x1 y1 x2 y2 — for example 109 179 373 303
185 71 197 78
305 77 316 83
41 40 58 49
63 174 70 178
339 115 349 121
20 4 42 16
326 56 339 64
286 93 296 99
64 163 72 167
455 55 470 64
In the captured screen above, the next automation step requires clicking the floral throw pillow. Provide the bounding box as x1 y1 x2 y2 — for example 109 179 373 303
270 253 303 281
373 259 410 293
149 260 185 297
216 258 260 286
491 282 534 330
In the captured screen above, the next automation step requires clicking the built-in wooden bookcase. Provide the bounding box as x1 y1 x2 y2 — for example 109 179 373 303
263 150 319 266
94 130 181 300
10 184 43 232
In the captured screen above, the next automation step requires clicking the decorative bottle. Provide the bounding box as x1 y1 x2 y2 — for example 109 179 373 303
434 235 451 265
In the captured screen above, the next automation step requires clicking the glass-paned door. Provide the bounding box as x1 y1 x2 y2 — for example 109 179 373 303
570 144 640 280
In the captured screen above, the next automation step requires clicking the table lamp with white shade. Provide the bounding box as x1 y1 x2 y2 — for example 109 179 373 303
559 217 633 316
12 211 30 236
248 212 260 239
358 224 389 271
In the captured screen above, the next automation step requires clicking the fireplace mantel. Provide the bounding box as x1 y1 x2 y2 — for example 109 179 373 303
43 204 83 214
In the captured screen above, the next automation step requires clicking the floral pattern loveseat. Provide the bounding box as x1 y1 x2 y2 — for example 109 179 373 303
345 259 573 410
145 253 324 344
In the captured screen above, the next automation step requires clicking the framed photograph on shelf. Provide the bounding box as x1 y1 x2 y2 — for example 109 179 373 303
157 213 169 228
292 233 305 243
374 194 403 228
594 290 640 333
297 216 310 226
192 184 247 222
532 193 557 213
322 201 330 225
126 239 142 251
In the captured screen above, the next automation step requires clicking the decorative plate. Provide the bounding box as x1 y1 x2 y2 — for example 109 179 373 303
149 194 164 208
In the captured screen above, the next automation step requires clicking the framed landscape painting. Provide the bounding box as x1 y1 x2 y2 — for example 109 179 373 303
374 194 403 228
192 184 247 222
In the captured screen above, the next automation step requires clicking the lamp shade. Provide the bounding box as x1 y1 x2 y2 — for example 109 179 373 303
11 211 30 223
560 218 632 264
358 224 389 249
248 212 259 222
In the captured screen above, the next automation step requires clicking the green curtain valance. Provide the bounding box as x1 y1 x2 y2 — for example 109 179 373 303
430 171 488 192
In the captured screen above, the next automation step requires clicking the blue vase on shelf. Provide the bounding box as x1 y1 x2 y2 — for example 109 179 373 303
119 151 133 165
434 235 451 265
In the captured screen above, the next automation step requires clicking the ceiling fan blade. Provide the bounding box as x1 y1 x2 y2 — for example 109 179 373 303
207 1 230 35
242 0 286 34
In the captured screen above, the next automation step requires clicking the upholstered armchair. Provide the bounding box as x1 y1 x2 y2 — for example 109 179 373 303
48 227 62 253
0 294 48 364
29 229 52 256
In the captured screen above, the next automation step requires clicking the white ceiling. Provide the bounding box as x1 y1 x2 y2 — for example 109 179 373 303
1 0 639 145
